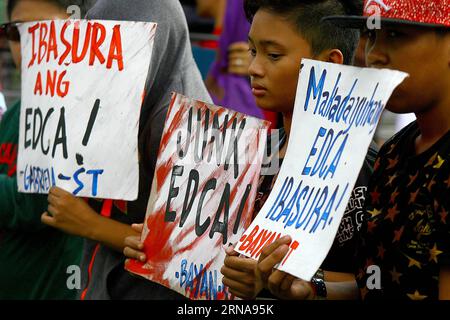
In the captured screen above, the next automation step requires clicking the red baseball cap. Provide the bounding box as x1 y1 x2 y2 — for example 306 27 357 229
323 0 450 29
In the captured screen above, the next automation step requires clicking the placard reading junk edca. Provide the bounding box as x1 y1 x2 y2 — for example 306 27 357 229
126 93 270 300
17 20 157 200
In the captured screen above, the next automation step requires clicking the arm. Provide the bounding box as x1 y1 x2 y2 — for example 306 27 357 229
41 186 140 252
321 281 360 300
325 271 358 282
436 180 450 300
439 266 450 300
0 173 48 231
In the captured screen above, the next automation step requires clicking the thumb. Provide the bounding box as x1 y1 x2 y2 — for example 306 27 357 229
225 244 240 256
41 212 55 226
228 42 249 52
131 223 144 233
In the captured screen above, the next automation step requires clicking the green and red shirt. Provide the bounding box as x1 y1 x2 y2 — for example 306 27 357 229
0 101 83 300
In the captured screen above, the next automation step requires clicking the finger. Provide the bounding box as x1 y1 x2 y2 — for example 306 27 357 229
258 235 291 263
228 54 249 63
258 244 290 277
131 223 144 233
49 186 58 197
267 270 289 294
280 273 296 292
229 60 247 70
124 236 144 251
41 212 56 226
123 247 146 262
228 66 249 76
229 52 250 60
225 244 239 256
47 204 58 217
224 256 256 273
291 279 313 300
50 186 68 197
222 277 255 299
228 288 254 300
229 57 250 67
228 42 249 52
47 193 59 206
220 266 255 285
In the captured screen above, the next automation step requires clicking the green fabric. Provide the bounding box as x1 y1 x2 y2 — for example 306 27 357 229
0 0 5 22
0 101 83 300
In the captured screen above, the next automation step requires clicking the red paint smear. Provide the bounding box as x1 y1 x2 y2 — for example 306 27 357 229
141 90 146 104
155 97 192 190
171 123 263 253
155 160 173 191
214 135 262 239
158 95 188 155
170 162 224 246
141 205 178 286
125 258 147 275
154 95 254 194
131 94 268 299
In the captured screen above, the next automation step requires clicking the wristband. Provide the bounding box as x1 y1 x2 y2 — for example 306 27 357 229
310 268 327 299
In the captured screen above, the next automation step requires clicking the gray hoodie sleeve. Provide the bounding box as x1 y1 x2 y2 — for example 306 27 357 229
79 0 211 300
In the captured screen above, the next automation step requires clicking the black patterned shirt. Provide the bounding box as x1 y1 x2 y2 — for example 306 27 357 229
357 122 450 300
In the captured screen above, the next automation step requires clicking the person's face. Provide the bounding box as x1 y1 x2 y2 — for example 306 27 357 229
366 25 450 114
9 0 68 68
248 9 314 114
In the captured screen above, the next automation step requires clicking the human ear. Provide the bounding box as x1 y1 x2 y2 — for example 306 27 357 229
316 49 344 65
327 49 344 65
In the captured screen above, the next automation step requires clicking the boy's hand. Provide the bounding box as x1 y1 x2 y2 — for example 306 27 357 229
221 245 261 299
123 224 146 262
228 42 251 76
41 186 99 238
256 235 313 300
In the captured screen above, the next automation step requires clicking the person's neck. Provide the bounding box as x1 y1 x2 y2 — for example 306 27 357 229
414 94 450 155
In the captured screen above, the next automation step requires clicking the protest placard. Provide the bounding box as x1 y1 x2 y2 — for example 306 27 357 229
126 92 270 299
235 59 408 281
17 19 156 200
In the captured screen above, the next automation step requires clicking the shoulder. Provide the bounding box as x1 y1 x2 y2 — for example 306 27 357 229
0 100 20 128
378 121 418 156
3 100 20 116
364 140 379 169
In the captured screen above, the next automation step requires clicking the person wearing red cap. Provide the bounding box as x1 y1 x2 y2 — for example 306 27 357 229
253 0 450 300
123 0 379 301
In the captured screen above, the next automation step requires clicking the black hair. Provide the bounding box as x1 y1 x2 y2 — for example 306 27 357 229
7 0 94 19
244 0 362 65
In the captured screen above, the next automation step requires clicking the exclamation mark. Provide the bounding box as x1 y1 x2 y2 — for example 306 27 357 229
76 99 100 165
83 99 101 146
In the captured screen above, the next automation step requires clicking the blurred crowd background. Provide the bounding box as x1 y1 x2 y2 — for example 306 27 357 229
0 0 413 144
